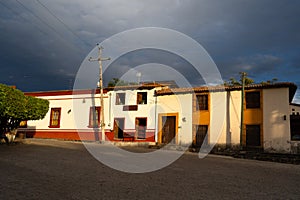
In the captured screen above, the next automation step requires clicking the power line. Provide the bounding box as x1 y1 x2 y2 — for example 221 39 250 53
0 1 19 17
0 1 20 18
0 1 47 35
35 0 92 48
15 0 66 39
15 0 86 54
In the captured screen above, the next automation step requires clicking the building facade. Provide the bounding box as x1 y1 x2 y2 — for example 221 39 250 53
19 82 300 153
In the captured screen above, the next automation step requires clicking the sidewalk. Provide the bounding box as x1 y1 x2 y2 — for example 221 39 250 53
212 150 300 164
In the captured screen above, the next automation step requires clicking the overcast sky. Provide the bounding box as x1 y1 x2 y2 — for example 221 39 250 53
0 0 299 101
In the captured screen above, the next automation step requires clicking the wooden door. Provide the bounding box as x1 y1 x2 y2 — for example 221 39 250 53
246 125 261 147
162 116 176 144
194 125 208 147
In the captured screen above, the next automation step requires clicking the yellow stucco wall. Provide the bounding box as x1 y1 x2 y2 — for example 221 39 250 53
243 89 263 147
157 94 193 145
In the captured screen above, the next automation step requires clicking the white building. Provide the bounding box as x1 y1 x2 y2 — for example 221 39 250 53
19 82 300 153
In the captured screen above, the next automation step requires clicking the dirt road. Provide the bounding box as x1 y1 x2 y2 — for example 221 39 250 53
1 139 300 199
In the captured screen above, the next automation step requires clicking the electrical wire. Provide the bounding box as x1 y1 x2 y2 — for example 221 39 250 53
35 0 92 48
15 0 65 39
0 1 47 35
15 0 86 53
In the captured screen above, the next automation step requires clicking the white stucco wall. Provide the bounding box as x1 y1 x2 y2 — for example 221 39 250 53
73 93 110 130
209 92 227 145
211 91 241 147
27 93 110 131
109 89 157 131
263 88 290 152
27 95 76 130
228 91 242 145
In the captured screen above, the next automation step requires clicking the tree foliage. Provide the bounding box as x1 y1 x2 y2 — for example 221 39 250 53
224 76 255 86
0 84 49 138
25 96 49 120
107 78 138 87
260 78 278 85
224 75 279 87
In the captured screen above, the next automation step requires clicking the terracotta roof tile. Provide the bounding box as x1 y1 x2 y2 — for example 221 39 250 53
106 83 166 91
155 82 297 102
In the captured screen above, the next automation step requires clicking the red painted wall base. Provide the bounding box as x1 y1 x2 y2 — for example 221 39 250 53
21 130 155 142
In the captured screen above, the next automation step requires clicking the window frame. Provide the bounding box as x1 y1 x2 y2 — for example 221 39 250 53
137 92 147 104
49 108 61 128
245 91 261 109
115 93 126 105
19 120 28 128
196 94 208 111
88 106 101 128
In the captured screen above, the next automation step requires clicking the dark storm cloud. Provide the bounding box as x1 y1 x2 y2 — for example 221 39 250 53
103 49 205 87
0 0 299 101
0 0 91 91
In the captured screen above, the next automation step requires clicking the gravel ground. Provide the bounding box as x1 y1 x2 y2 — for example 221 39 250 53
0 139 300 200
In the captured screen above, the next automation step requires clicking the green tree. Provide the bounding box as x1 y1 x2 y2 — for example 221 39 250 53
224 76 254 86
0 84 49 143
25 96 49 120
107 78 138 87
261 78 278 85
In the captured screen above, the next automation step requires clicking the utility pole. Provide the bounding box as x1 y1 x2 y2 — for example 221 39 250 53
239 72 246 150
89 44 110 142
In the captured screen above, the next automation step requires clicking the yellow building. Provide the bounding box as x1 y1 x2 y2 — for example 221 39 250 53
156 82 299 153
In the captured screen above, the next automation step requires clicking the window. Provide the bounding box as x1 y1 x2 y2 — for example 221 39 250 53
19 120 27 128
116 93 125 105
89 106 101 128
137 92 147 104
246 91 260 109
196 94 208 110
136 118 147 139
49 108 61 128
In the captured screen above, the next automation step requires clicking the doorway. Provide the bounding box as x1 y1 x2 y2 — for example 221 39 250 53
194 125 208 147
114 118 125 139
136 118 147 139
161 116 176 144
246 125 261 147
